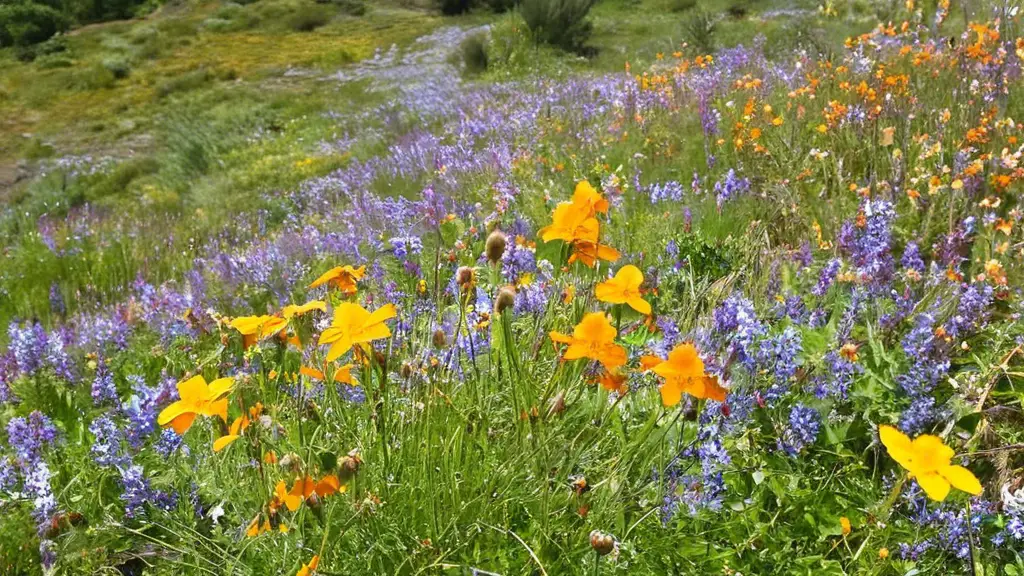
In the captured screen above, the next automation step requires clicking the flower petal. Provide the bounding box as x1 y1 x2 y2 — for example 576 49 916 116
213 435 240 452
916 472 951 502
941 465 983 496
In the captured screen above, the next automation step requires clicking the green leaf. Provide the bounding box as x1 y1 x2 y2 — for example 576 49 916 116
320 451 338 472
957 412 982 434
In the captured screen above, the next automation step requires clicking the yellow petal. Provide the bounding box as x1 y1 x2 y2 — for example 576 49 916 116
283 300 327 319
616 265 644 289
660 381 682 407
213 435 240 452
207 377 235 401
309 267 342 289
916 472 951 502
941 465 982 496
176 375 209 403
157 400 192 427
627 295 652 315
326 338 354 363
879 425 915 471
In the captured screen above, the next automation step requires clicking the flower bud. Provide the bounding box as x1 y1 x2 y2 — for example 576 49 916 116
589 530 615 556
485 230 507 263
338 448 362 483
494 286 516 315
456 266 476 292
400 363 414 379
432 329 447 349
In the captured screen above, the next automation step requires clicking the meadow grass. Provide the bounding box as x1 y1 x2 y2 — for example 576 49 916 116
2 0 1024 574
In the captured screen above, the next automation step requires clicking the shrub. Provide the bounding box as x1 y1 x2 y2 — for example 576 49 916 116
101 56 132 79
0 1 70 47
324 0 366 15
155 68 213 98
682 8 716 53
485 0 516 11
670 0 696 12
519 0 596 53
285 3 332 31
436 0 474 14
457 32 488 75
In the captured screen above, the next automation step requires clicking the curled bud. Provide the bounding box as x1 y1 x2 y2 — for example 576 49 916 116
432 329 447 349
456 266 476 291
589 530 615 556
485 230 507 263
338 448 362 482
494 286 516 315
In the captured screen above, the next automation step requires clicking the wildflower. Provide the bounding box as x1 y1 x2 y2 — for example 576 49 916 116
318 303 397 362
300 364 355 385
297 555 320 576
309 265 366 295
274 475 344 512
456 266 476 292
840 516 851 536
595 265 652 315
567 239 621 268
230 315 288 348
647 343 726 406
156 375 235 435
879 547 889 559
878 425 982 501
539 181 609 243
213 412 252 453
549 312 627 369
597 368 628 394
282 300 327 318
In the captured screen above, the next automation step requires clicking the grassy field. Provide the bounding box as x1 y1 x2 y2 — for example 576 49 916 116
2 0 1024 574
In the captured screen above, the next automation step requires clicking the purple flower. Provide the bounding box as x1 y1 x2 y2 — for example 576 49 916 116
89 415 127 468
778 404 820 456
91 359 119 406
812 259 841 297
6 411 59 465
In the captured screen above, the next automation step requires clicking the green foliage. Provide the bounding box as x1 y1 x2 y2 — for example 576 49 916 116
520 0 596 53
283 1 332 31
456 31 489 75
0 1 70 46
669 0 696 12
682 7 716 53
436 0 475 14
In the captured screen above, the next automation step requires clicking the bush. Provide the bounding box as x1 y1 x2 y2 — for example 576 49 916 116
683 8 716 53
457 32 488 75
519 0 595 53
284 3 332 31
436 0 474 14
485 0 515 11
0 1 70 47
669 0 696 12
155 68 213 98
101 56 132 79
323 0 366 15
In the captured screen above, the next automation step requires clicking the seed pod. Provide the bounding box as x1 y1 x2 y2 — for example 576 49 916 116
589 530 615 556
485 230 507 263
432 329 447 349
338 448 362 483
494 286 516 314
400 362 414 379
456 266 475 291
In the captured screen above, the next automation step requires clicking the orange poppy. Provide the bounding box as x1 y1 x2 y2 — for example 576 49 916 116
282 300 327 318
230 315 289 349
300 364 356 385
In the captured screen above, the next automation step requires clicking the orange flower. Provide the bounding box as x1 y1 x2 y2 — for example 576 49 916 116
156 375 234 434
597 368 628 394
300 364 356 385
595 265 651 315
309 265 366 295
879 425 982 501
230 315 288 349
539 181 609 243
318 303 397 362
213 413 250 452
274 475 345 512
567 240 621 268
840 516 851 536
549 312 627 369
297 555 320 576
647 344 727 406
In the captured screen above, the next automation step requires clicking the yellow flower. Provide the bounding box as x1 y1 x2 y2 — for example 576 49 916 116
309 265 366 295
878 425 982 501
282 300 327 319
230 315 288 349
549 312 627 370
879 547 889 559
318 303 397 362
840 516 851 536
156 375 234 435
596 265 651 315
